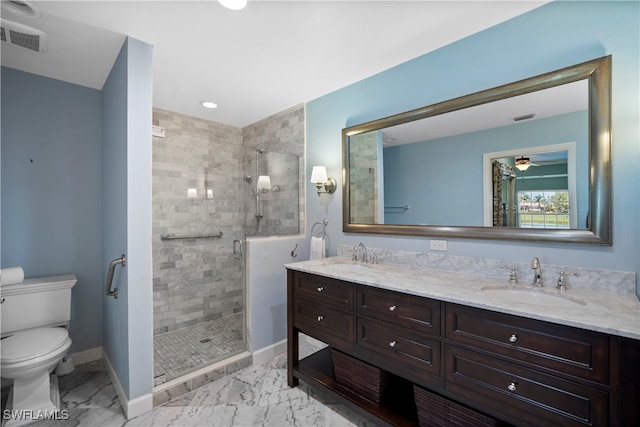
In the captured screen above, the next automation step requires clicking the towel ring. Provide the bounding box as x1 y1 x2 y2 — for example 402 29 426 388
311 219 328 238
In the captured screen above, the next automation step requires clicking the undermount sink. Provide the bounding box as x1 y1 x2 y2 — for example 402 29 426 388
324 261 373 272
481 285 587 307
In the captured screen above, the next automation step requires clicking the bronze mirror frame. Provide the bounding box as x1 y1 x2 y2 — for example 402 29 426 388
342 55 611 245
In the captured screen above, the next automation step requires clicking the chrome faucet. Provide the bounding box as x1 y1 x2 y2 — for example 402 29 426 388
530 257 542 287
500 265 518 285
353 242 368 263
556 271 579 291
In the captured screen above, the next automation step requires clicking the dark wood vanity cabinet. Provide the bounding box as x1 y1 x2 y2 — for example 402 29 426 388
445 304 610 426
287 270 640 427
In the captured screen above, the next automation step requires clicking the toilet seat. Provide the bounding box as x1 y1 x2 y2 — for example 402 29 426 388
1 327 70 363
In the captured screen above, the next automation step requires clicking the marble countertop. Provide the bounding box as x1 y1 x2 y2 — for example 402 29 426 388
285 257 640 340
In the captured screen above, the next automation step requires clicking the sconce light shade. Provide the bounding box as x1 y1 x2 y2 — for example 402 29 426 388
257 175 271 192
310 166 328 184
187 188 198 198
310 166 336 195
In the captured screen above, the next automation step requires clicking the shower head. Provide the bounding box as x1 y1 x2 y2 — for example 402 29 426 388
244 175 252 183
256 148 267 154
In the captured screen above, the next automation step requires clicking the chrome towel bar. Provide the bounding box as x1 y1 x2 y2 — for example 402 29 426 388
161 232 223 241
105 254 125 299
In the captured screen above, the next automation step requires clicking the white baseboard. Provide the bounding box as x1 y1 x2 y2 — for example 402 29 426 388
71 346 103 365
251 339 287 365
103 351 152 419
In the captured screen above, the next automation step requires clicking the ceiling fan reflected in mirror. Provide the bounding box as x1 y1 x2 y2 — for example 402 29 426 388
514 156 538 171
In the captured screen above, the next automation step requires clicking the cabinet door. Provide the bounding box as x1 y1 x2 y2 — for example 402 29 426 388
445 344 608 427
356 317 442 389
446 303 609 385
357 286 441 336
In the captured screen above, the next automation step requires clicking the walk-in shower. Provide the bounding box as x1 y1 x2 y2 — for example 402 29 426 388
151 109 301 388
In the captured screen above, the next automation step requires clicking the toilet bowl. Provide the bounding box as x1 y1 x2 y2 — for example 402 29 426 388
1 327 72 414
0 274 76 426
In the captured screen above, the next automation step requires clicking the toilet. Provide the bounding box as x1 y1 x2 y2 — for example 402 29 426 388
0 274 77 426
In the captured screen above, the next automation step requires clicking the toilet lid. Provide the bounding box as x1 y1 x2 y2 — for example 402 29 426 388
1 327 70 363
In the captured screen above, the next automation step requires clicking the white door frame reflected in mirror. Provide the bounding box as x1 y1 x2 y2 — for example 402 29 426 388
482 142 578 229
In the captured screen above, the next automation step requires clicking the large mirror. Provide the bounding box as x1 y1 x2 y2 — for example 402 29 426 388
342 56 611 244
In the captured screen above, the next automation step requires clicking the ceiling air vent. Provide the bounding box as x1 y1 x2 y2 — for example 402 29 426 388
0 19 47 52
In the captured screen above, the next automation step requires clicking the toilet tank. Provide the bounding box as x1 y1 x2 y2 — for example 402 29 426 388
0 274 77 336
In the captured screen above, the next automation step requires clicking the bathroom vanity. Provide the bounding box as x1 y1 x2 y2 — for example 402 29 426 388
286 257 640 427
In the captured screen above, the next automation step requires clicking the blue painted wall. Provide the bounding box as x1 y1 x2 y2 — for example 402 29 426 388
101 37 153 400
2 36 153 402
1 67 103 353
383 111 587 226
306 1 640 294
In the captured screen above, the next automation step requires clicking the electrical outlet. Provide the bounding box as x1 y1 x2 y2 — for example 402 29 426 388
430 239 448 251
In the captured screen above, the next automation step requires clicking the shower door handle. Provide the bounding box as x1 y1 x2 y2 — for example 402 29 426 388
233 239 243 260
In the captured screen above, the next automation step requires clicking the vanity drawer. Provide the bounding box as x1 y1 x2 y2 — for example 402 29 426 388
292 271 354 311
357 286 441 336
445 304 609 385
445 344 608 427
356 317 442 388
293 298 354 346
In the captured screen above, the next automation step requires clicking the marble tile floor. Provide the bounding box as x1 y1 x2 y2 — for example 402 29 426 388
154 314 245 387
2 346 378 427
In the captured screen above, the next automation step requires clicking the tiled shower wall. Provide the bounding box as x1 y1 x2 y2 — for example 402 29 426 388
152 105 304 334
152 108 245 334
349 131 380 223
243 105 305 236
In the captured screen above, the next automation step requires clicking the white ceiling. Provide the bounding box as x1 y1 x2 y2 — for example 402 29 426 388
1 1 548 127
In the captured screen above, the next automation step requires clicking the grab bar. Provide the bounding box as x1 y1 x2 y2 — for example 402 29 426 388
161 232 223 241
105 254 125 299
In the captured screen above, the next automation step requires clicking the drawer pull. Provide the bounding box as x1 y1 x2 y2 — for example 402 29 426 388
507 382 517 392
389 305 397 312
317 286 324 292
389 340 397 348
317 315 324 322
509 334 518 343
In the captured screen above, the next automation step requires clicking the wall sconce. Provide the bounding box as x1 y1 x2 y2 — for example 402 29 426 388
310 166 337 195
187 188 198 198
257 175 272 193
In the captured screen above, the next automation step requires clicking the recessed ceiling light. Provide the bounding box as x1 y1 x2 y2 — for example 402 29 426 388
1 0 40 19
218 0 247 10
200 101 218 109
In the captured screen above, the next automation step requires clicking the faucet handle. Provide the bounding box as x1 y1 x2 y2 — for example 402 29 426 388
556 271 579 290
499 265 518 284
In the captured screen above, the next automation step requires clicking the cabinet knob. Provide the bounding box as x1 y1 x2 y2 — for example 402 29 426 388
508 382 517 392
389 305 397 311
509 334 518 343
317 315 324 322
317 286 324 292
389 340 397 348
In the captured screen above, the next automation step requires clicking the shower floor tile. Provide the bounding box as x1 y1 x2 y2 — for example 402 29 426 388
154 313 245 386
